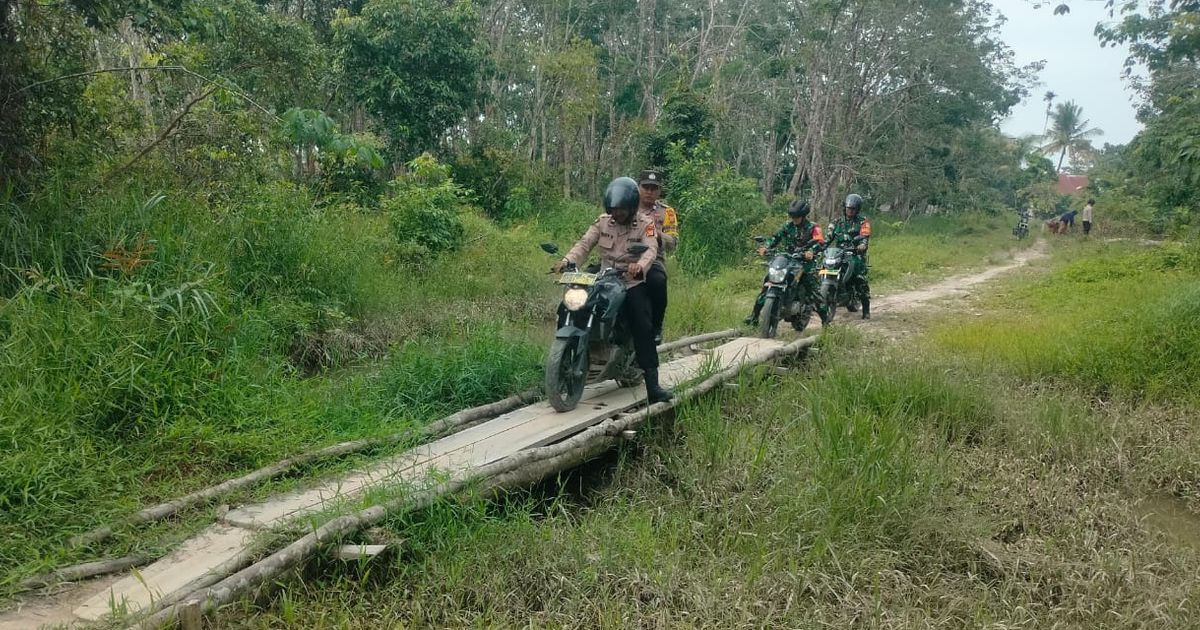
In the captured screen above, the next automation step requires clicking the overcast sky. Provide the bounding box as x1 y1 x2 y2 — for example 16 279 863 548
994 0 1142 146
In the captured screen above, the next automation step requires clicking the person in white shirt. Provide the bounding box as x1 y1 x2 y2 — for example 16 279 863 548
1081 199 1095 236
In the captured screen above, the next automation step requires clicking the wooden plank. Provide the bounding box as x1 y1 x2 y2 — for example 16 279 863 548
224 341 776 530
70 338 793 625
223 383 629 529
73 524 254 621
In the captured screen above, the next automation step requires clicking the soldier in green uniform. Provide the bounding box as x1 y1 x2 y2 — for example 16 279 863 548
744 199 829 326
828 193 873 319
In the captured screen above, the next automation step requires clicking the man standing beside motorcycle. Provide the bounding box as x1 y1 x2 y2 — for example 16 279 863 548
830 193 873 319
638 169 678 344
744 199 828 326
552 177 674 403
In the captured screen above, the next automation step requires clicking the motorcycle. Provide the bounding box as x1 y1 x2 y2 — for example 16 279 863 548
818 236 866 322
540 243 645 412
752 237 818 338
1013 211 1031 239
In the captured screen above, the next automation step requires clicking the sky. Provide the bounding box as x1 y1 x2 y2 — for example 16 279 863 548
994 0 1142 146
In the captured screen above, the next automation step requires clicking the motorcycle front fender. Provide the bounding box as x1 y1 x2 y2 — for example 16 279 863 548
554 325 589 341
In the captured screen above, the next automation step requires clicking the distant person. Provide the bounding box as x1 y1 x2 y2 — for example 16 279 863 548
1081 199 1095 236
1060 209 1077 232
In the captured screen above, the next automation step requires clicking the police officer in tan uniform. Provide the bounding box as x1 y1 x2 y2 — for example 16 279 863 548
638 169 678 343
552 177 674 403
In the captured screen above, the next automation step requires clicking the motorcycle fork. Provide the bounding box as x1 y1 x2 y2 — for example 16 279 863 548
575 313 595 376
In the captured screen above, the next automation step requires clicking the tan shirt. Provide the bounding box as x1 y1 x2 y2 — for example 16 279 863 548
643 200 679 261
1081 203 1094 222
564 211 660 287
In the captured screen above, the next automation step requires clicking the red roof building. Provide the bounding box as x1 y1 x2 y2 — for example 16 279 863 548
1057 174 1089 195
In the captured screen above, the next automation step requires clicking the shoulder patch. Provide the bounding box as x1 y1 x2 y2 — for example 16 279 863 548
663 206 678 227
859 220 872 236
644 222 656 238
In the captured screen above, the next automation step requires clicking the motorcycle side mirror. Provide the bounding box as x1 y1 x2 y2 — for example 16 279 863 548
540 243 559 255
627 244 649 254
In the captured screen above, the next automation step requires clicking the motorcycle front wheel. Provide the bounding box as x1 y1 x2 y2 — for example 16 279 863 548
546 337 587 412
759 295 781 339
820 283 838 323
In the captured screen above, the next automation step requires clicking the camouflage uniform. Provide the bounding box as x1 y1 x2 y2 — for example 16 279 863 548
829 213 872 307
751 220 828 322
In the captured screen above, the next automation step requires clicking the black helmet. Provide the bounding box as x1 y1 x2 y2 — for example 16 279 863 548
604 177 640 212
844 194 863 211
787 200 810 218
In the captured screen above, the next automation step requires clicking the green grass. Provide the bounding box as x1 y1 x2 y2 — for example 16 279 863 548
223 339 1200 628
930 239 1200 404
216 236 1200 629
0 171 1030 603
865 212 1032 289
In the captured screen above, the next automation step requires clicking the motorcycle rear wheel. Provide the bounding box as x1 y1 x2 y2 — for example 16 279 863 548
546 337 587 412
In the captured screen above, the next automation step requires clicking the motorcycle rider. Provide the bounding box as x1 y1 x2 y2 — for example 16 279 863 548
638 169 678 344
552 177 674 403
829 193 872 319
744 199 829 326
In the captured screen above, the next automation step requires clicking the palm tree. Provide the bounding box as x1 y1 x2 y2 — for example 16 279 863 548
1041 100 1103 173
1041 91 1057 134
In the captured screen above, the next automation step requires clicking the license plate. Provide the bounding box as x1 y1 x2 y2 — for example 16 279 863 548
819 269 838 276
558 271 597 285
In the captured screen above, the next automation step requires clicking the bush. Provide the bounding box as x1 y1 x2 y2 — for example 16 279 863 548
667 142 768 274
384 154 467 260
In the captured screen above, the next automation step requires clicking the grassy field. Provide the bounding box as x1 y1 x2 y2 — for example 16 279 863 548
0 198 1025 598
218 238 1200 629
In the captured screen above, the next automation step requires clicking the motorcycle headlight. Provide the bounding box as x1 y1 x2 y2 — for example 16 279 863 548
563 288 589 311
767 267 787 283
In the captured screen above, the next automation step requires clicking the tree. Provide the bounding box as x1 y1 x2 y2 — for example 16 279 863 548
1042 90 1057 133
1041 101 1103 173
333 0 484 160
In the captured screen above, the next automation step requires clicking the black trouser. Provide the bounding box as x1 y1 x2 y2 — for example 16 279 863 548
621 283 659 371
1083 220 1092 235
646 262 668 335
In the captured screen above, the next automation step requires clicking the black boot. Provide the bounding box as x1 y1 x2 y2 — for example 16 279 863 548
645 369 674 404
743 300 763 326
861 296 870 320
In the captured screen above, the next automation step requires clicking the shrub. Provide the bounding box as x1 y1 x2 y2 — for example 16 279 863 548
667 142 768 274
384 154 467 260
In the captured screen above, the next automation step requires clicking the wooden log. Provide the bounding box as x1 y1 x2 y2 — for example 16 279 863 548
131 336 817 629
178 601 201 630
331 545 389 561
655 329 741 354
70 390 539 548
17 554 154 592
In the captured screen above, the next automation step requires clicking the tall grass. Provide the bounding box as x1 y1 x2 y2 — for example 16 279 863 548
931 240 1200 404
228 342 1200 629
